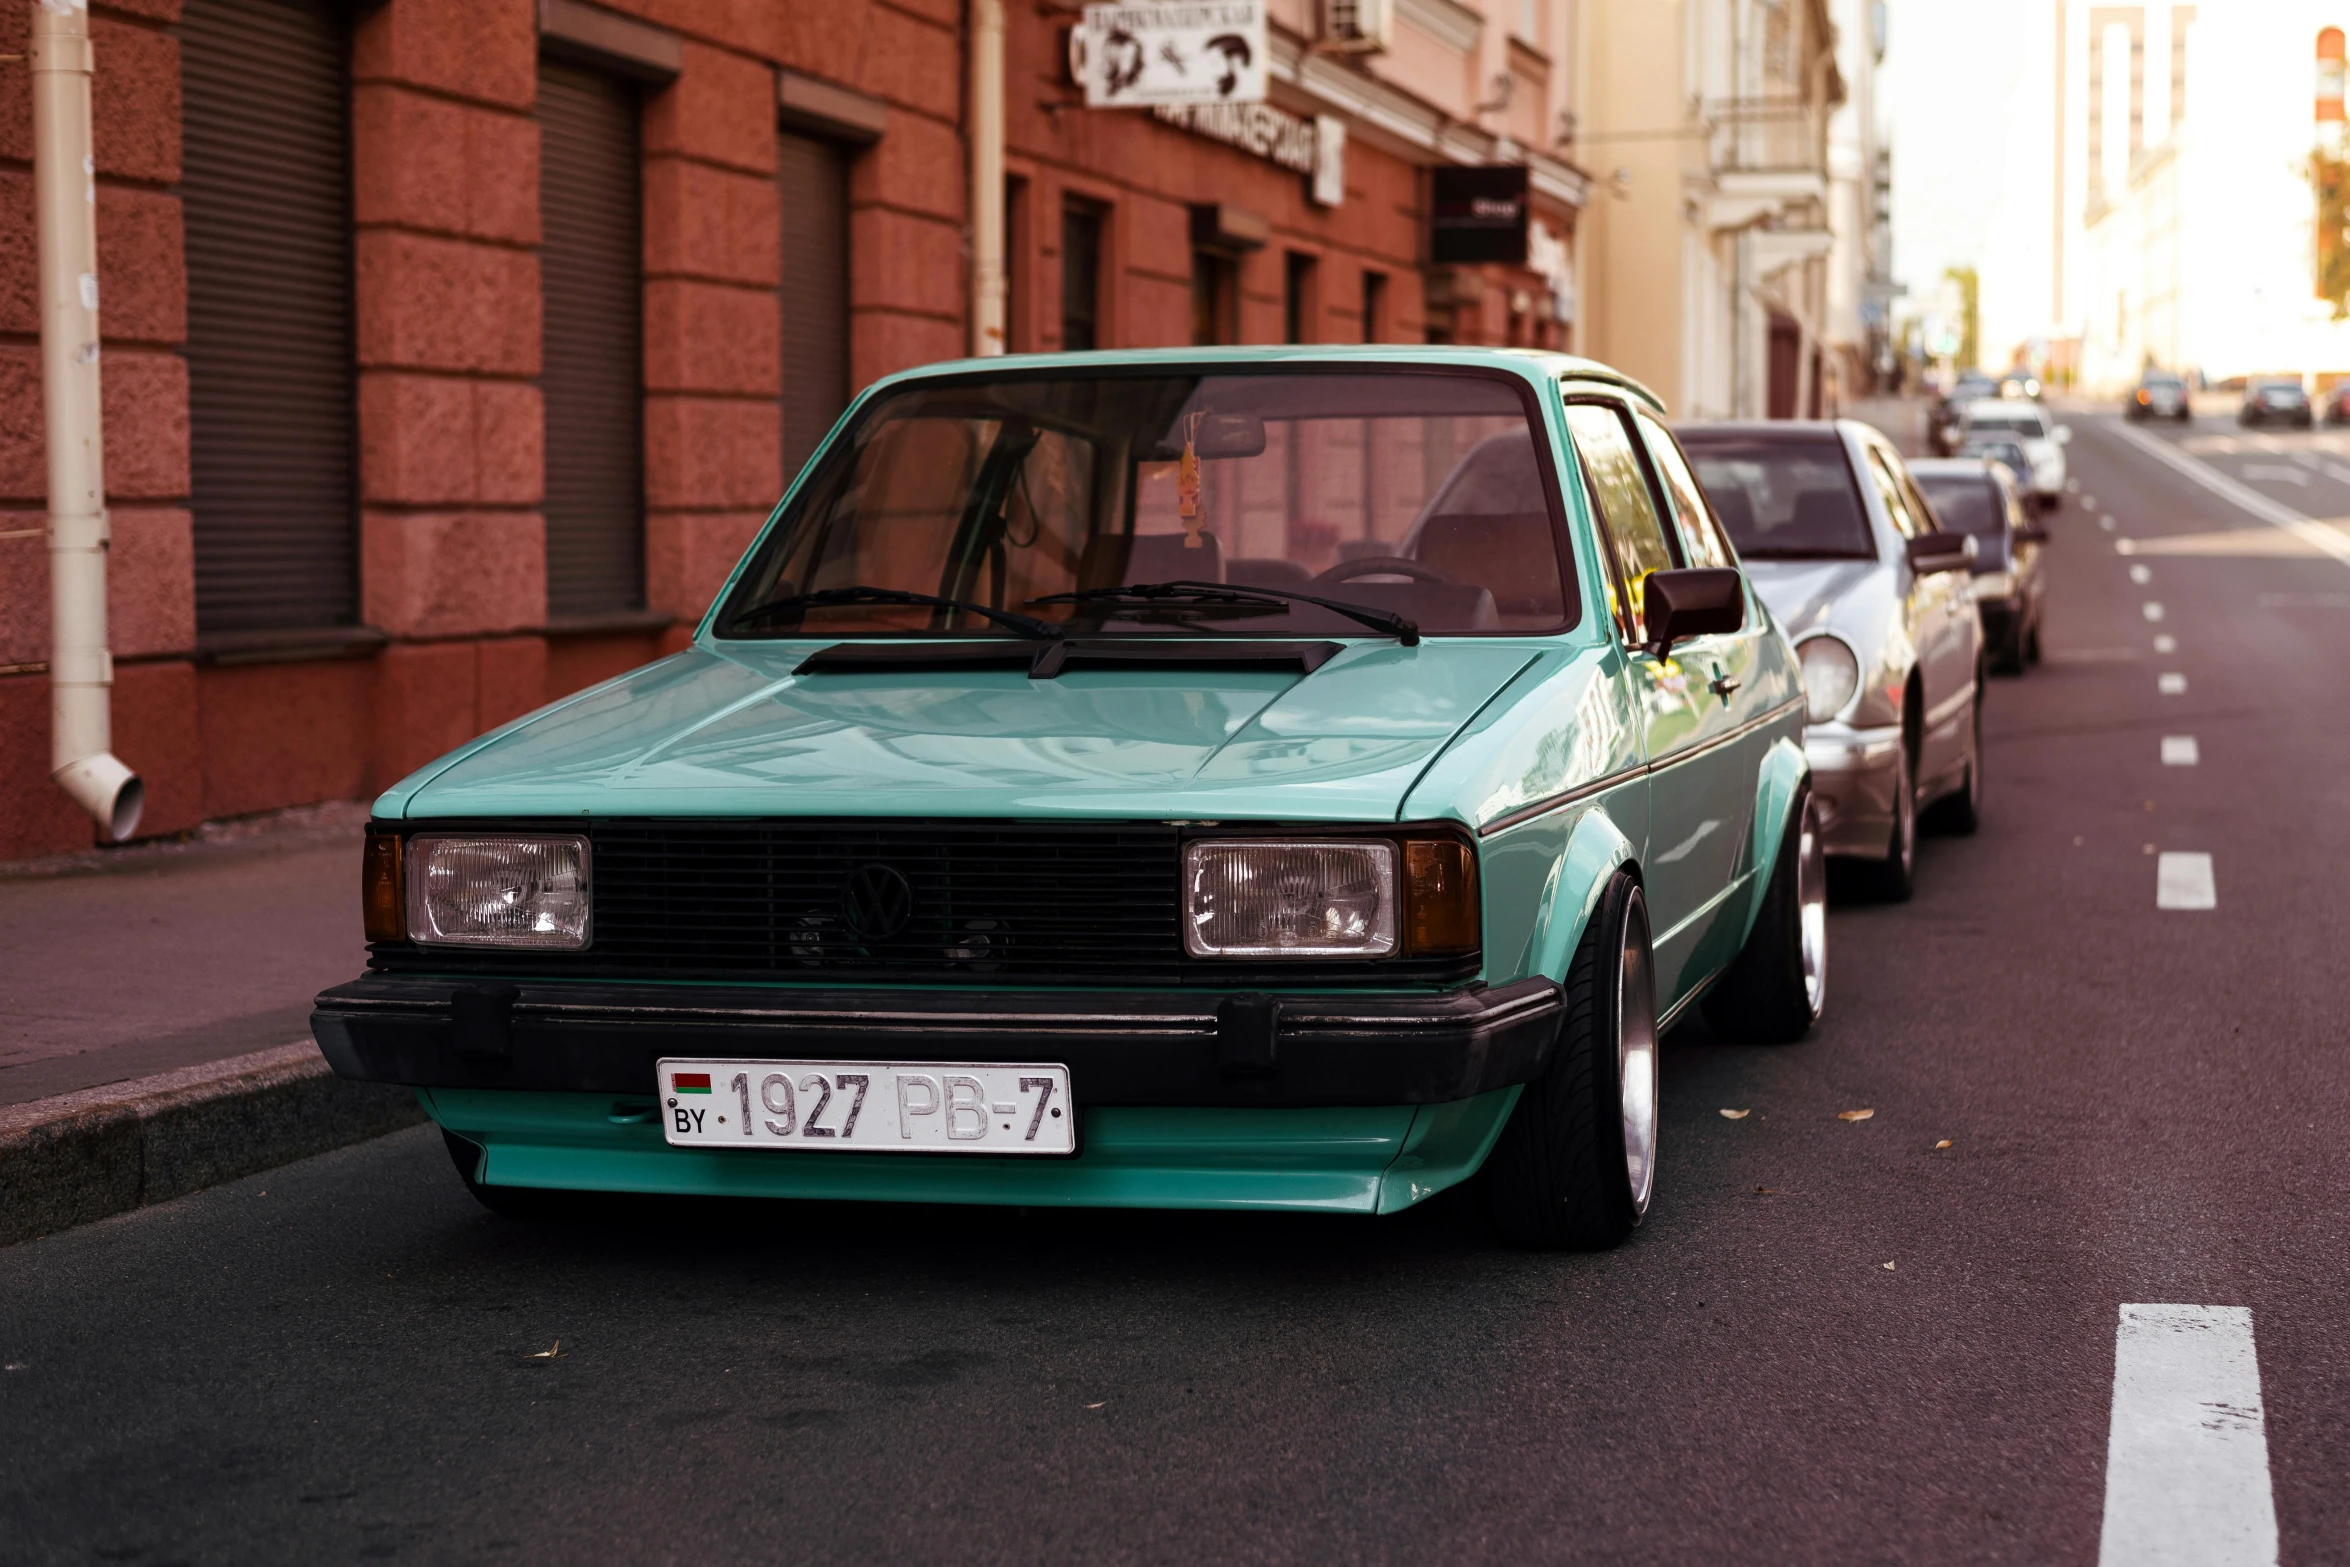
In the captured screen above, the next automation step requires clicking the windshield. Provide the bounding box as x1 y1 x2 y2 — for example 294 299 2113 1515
716 369 1575 639
1680 434 1876 559
1967 407 2047 436
1916 474 2004 537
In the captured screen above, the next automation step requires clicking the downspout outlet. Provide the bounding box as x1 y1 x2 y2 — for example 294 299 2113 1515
55 751 142 843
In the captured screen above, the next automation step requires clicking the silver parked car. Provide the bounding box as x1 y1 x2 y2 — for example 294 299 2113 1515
1676 421 1985 901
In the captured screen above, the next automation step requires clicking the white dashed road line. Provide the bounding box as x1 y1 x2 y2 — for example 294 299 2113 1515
2161 736 2199 766
2129 564 2152 584
2157 853 2217 910
2098 1304 2277 1567
2144 603 2166 621
2102 514 2119 531
2154 634 2177 654
2159 673 2187 694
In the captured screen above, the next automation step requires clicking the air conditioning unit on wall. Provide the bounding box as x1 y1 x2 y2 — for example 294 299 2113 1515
1321 0 1393 54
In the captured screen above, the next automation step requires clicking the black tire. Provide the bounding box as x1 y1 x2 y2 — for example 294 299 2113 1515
2026 619 2043 665
1703 787 1825 1044
1992 622 2027 676
1926 680 1984 835
1857 732 1918 901
1481 875 1658 1250
442 1129 574 1219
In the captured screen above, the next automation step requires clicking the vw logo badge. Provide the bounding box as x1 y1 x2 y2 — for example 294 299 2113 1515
840 863 915 941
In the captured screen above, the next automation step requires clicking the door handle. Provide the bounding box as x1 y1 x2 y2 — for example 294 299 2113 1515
1708 676 1741 698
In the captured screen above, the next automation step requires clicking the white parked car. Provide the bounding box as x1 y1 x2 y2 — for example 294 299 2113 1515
1960 399 2069 511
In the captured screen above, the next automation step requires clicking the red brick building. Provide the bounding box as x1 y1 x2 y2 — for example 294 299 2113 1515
0 0 1586 860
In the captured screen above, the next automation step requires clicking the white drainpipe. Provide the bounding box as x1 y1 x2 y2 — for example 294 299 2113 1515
32 0 141 841
968 0 1006 356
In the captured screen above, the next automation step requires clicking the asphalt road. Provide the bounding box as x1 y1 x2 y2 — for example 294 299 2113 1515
6 412 2349 1564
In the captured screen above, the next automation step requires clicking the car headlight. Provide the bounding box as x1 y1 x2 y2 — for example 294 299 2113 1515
1185 839 1397 957
1797 635 1861 723
405 834 591 948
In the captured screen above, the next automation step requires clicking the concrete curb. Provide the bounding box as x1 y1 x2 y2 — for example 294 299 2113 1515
0 1041 425 1247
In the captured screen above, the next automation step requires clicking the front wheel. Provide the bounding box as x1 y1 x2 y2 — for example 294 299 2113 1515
1481 875 1658 1250
1703 786 1826 1043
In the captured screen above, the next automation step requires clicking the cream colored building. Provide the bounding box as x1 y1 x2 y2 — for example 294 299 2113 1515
1575 0 1846 418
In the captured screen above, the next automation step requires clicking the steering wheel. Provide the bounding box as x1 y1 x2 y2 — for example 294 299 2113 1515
1310 555 1463 587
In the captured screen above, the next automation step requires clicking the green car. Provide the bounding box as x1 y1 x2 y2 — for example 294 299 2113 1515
314 348 1825 1249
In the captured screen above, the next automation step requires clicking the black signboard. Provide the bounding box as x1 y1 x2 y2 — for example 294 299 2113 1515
1430 164 1529 266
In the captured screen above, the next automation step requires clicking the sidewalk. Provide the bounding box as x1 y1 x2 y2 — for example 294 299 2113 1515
0 803 421 1242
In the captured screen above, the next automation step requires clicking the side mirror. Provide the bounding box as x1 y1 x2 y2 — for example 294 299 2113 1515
1905 533 1977 575
2053 425 2073 444
2013 524 2050 545
1642 567 1745 653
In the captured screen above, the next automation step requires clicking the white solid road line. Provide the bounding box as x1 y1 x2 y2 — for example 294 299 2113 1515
2159 672 2188 694
2130 563 2152 584
2161 736 2200 766
2099 1304 2277 1567
2157 852 2217 909
2108 418 2350 569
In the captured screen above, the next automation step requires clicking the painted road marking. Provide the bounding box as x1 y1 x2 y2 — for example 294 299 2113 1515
2068 478 2082 493
2241 463 2310 485
2130 563 2153 584
2143 602 2166 621
2157 853 2217 909
2102 514 2119 531
2110 419 2350 569
2154 634 2178 653
2162 736 2199 765
2098 1304 2276 1566
2083 492 2099 509
2159 672 2188 694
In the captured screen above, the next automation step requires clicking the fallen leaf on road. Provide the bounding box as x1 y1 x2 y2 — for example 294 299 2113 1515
1753 1186 1777 1195
3 1363 24 1372
1935 1139 1953 1150
525 1341 562 1360
1882 1262 1897 1271
1085 1401 1106 1410
1720 1108 1749 1120
1838 1109 1875 1121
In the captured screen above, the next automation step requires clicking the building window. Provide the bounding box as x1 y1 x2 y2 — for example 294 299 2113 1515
1284 251 1317 344
1191 251 1238 345
538 62 645 616
1361 269 1387 343
182 0 357 636
778 131 852 490
1061 198 1105 351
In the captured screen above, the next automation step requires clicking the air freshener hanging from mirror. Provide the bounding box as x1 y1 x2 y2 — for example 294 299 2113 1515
1177 411 1204 548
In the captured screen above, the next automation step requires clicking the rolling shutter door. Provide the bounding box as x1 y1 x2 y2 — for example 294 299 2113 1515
778 132 850 488
538 63 644 616
181 0 356 636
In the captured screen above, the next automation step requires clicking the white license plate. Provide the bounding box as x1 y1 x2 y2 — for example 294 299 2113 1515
655 1059 1074 1155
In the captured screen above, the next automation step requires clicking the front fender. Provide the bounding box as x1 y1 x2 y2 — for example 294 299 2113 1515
1523 804 1640 984
1727 735 1808 951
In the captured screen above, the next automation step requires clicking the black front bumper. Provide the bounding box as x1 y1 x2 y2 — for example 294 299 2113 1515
311 973 1563 1109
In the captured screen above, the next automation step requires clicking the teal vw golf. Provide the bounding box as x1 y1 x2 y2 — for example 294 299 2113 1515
313 349 1826 1249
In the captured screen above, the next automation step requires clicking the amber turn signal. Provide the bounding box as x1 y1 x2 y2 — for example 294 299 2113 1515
1402 837 1479 957
362 831 406 944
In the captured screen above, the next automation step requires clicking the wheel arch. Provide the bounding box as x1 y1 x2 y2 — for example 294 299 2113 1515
1522 805 1642 986
1727 735 1810 953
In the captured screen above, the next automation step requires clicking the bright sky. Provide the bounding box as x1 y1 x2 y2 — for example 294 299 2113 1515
1881 0 2055 363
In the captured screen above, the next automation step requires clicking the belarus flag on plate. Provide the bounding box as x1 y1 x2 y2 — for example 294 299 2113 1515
672 1072 713 1095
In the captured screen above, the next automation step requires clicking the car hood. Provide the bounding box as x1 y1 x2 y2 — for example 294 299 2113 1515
1737 558 1888 642
389 640 1543 823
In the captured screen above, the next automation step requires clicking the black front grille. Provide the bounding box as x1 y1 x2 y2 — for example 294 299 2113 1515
373 819 1478 987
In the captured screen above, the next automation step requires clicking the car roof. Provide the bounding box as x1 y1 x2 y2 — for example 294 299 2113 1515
1963 397 2041 415
857 344 1668 413
1909 457 1999 477
1672 418 1857 440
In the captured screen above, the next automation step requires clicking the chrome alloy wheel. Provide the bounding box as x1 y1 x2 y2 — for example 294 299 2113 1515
1617 894 1661 1220
1798 796 1828 1021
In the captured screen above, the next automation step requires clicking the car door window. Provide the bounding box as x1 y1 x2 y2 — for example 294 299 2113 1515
1633 410 1735 570
1863 447 1923 539
1564 401 1679 644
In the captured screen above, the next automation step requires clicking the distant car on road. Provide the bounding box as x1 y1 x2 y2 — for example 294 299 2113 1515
1998 371 2043 400
2321 381 2350 426
1680 420 1985 901
1911 456 2048 674
2239 376 2312 428
2127 370 2191 422
1960 399 2070 510
1928 370 2001 456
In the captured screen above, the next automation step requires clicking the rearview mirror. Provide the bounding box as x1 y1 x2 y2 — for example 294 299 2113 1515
1642 568 1745 654
1905 533 1978 575
1144 413 1267 461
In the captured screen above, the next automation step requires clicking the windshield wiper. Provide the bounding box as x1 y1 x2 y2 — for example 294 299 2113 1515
731 585 1061 640
1029 580 1419 646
